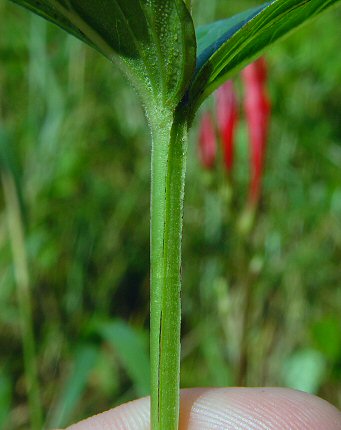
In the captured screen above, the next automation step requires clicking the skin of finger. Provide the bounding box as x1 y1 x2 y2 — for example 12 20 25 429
64 387 341 430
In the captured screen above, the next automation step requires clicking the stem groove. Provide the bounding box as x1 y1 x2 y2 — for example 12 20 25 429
150 106 188 430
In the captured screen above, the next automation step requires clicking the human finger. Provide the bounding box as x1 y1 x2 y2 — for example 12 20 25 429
65 387 341 430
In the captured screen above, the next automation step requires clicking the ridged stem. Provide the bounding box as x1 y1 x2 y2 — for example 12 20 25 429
150 106 188 430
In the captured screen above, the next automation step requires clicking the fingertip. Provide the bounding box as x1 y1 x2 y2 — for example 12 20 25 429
64 387 341 430
66 396 150 430
179 387 341 430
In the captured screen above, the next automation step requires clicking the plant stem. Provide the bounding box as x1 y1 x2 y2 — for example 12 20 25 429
2 170 43 430
150 105 188 430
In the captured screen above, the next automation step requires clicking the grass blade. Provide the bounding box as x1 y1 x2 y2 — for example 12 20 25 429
48 344 99 429
97 319 150 397
0 129 43 430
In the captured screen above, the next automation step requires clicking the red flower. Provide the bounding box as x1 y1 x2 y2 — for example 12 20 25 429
242 57 271 205
198 112 216 170
216 81 238 174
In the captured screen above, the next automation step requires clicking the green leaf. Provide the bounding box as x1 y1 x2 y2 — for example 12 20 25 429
189 0 341 113
48 344 99 429
98 320 150 397
9 0 196 109
282 349 326 394
195 3 269 72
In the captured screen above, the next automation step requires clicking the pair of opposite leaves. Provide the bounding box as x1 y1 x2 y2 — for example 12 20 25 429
9 0 341 117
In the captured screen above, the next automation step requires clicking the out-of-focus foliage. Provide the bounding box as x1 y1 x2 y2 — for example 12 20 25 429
0 0 340 428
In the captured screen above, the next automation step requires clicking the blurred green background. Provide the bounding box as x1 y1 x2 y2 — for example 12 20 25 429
1 1 341 428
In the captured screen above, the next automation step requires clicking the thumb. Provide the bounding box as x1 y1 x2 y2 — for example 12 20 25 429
65 387 341 430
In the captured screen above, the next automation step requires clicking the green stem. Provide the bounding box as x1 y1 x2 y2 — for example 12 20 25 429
150 106 188 430
2 171 43 430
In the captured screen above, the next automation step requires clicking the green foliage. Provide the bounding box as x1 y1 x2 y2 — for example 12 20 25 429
1 1 341 429
48 344 99 428
9 0 197 110
10 0 341 116
195 4 267 64
282 349 326 394
189 0 341 111
96 319 150 397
